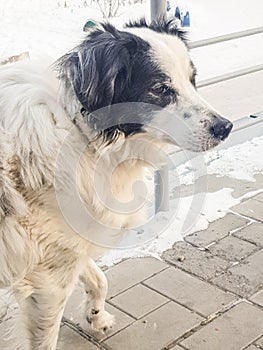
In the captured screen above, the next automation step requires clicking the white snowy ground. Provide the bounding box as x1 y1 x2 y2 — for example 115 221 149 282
0 0 262 267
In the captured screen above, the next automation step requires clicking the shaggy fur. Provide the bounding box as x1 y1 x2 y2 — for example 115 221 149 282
0 18 232 349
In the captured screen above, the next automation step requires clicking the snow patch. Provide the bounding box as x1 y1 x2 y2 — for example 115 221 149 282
99 136 263 266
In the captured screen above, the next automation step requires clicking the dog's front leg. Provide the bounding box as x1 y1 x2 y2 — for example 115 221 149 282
79 258 115 334
19 292 66 350
14 262 78 350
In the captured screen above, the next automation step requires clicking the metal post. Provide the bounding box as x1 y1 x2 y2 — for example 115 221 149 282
148 2 168 212
155 164 169 213
149 0 167 22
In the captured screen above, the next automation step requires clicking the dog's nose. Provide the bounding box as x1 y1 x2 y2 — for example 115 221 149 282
210 116 233 141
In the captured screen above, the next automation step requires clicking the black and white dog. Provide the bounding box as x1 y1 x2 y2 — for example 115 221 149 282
0 18 232 349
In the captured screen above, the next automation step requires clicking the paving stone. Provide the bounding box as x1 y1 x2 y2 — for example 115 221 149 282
64 285 86 325
232 198 263 222
144 268 236 317
110 284 168 319
0 313 14 349
233 222 263 247
245 345 260 350
0 290 13 321
256 336 263 347
57 325 99 350
0 302 20 349
254 192 263 203
104 302 202 350
250 290 263 307
163 242 229 280
181 302 263 350
209 235 258 262
64 285 134 341
105 257 168 299
212 249 263 297
185 214 249 247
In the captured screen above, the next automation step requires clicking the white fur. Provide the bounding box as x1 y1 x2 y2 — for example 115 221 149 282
0 59 158 349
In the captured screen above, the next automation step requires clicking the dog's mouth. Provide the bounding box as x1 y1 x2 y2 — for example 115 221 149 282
148 111 233 153
175 113 233 153
157 133 228 153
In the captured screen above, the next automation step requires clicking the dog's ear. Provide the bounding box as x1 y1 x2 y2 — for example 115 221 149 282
58 24 142 113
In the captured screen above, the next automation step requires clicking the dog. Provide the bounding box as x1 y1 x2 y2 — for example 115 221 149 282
0 18 232 349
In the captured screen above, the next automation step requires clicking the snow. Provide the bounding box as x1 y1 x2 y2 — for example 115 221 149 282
206 136 263 182
176 135 263 184
99 136 263 266
0 0 262 268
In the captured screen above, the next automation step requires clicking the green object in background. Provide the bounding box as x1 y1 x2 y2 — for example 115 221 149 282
83 19 97 32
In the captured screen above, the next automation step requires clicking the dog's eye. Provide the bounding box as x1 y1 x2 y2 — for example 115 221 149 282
151 84 172 95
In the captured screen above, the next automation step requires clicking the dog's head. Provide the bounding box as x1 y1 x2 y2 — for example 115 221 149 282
57 18 232 152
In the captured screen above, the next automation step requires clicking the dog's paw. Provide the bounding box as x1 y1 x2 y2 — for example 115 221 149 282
86 310 115 334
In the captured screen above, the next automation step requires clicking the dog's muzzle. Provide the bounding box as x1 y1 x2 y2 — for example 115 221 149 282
209 116 233 141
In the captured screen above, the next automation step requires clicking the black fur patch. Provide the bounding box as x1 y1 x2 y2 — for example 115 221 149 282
125 17 188 45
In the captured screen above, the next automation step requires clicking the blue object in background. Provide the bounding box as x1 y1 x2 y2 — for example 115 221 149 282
181 11 190 27
167 1 191 28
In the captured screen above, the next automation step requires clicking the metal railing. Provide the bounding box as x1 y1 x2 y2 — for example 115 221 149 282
197 64 263 88
189 26 263 49
149 0 167 22
192 26 263 87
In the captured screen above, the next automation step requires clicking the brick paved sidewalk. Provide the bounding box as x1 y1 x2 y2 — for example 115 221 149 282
0 192 262 349
56 191 263 350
